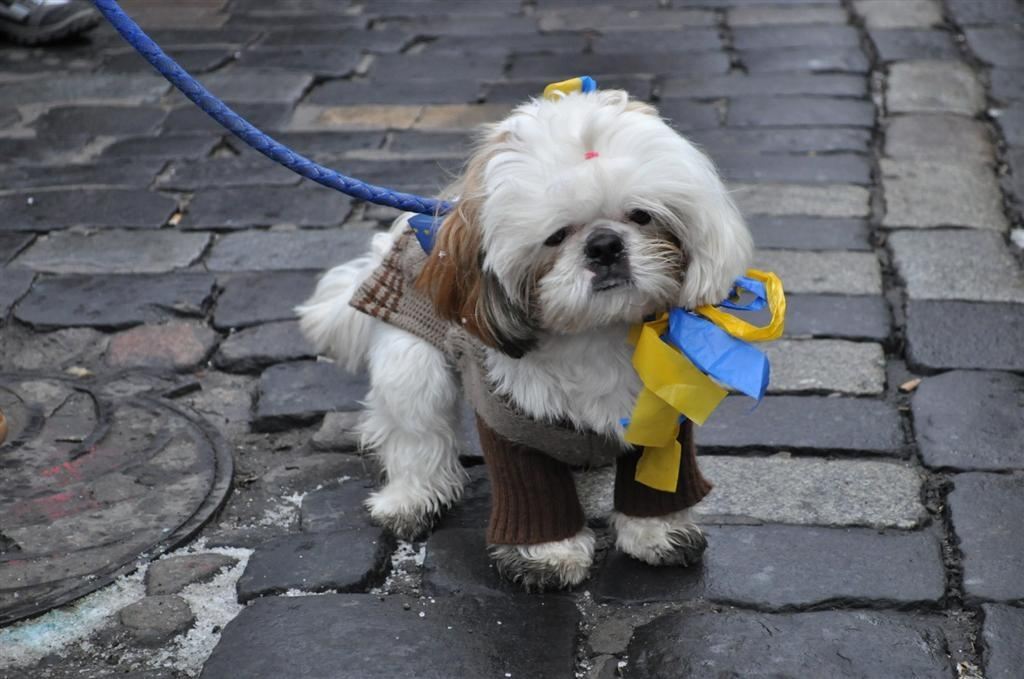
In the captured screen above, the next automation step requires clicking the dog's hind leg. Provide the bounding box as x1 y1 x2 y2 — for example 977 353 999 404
362 323 467 540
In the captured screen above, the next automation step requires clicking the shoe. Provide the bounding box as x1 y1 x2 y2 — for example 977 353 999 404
0 0 100 46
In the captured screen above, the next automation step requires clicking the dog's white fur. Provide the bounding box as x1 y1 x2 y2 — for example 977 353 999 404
298 90 750 588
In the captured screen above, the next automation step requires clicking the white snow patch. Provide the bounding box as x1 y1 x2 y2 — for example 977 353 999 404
1010 228 1024 249
280 589 331 597
255 488 312 528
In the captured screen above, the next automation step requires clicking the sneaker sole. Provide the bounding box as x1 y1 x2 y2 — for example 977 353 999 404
0 9 100 46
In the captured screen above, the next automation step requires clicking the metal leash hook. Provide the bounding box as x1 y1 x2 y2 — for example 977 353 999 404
90 0 454 218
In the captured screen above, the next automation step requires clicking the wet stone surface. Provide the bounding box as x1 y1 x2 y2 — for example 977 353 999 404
254 361 368 431
146 553 239 596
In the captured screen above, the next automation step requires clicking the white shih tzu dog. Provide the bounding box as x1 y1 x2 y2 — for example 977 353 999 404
297 88 751 590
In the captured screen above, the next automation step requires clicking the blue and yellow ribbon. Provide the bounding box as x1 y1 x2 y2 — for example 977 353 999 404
626 270 786 492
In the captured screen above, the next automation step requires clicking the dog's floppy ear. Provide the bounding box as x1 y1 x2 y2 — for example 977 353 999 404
415 199 537 358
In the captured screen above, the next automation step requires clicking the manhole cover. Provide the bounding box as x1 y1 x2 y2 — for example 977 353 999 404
0 374 232 625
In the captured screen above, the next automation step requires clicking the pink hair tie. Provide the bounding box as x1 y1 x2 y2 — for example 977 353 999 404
584 151 599 160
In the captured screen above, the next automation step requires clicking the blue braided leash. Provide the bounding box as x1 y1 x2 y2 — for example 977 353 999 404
91 0 453 217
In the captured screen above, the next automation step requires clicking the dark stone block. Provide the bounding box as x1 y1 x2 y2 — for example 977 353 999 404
306 78 484 106
623 609 951 678
162 103 294 134
0 74 168 105
236 528 394 602
142 27 260 46
912 371 1024 472
0 107 19 130
213 271 318 329
337 158 461 194
716 152 871 184
727 97 875 128
200 70 314 104
965 27 1024 68
747 216 872 251
870 29 960 62
214 321 314 372
657 99 722 132
371 53 507 83
258 27 413 52
228 131 386 160
387 130 473 156
423 33 587 57
437 464 490 530
991 68 1024 104
157 157 302 191
981 604 1024 679
422 528 521 596
254 360 368 431
261 453 370 495
0 189 177 232
784 293 891 341
947 0 1023 25
0 233 33 264
15 273 214 330
699 395 904 454
0 136 90 165
949 472 1024 602
378 15 541 37
0 269 33 318
235 47 362 78
906 301 1024 372
299 479 376 532
101 47 231 74
732 26 860 50
662 73 866 99
595 525 944 607
741 47 869 74
689 126 871 155
119 595 195 647
200 593 580 679
0 159 167 191
511 52 730 79
999 106 1024 145
146 553 239 596
34 105 167 138
99 134 220 161
184 186 353 230
591 28 722 53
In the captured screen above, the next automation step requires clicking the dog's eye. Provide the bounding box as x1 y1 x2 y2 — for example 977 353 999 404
628 209 652 225
543 227 570 247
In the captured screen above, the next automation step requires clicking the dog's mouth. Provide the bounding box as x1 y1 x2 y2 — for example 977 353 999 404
591 272 633 292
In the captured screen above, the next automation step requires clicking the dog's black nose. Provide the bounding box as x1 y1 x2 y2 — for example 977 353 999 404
584 229 624 266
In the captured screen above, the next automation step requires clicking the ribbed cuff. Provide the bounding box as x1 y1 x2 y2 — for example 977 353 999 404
614 420 713 517
477 416 585 545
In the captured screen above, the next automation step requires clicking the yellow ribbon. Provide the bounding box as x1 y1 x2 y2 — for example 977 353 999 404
625 269 786 492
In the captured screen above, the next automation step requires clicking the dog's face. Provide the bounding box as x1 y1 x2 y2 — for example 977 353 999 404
417 90 752 358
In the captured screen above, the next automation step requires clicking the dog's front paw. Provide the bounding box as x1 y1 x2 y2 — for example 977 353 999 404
611 510 707 567
489 528 595 592
365 486 442 540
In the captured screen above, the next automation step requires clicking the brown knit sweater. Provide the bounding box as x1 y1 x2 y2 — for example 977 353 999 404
351 229 713 545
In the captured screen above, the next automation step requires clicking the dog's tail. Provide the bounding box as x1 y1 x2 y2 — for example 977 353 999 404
296 215 410 373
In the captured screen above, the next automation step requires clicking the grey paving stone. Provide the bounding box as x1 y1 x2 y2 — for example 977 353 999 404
141 26 260 47
196 70 313 104
511 53 730 79
378 15 541 36
0 326 108 371
177 371 254 440
662 73 866 99
306 77 484 106
991 69 1024 104
15 273 215 330
656 100 721 132
0 268 33 319
214 321 313 373
12 230 210 274
982 604 1024 679
884 114 994 162
870 29 960 62
213 270 317 329
228 131 386 161
912 371 1024 472
947 0 1023 25
118 595 195 648
727 97 875 128
754 250 882 295
0 107 19 130
162 102 294 133
0 74 168 104
310 411 362 452
372 53 506 83
764 339 886 395
426 33 587 57
0 233 33 264
205 228 371 272
699 456 924 528
156 157 302 191
538 7 716 32
591 28 722 53
595 524 942 606
333 158 460 193
34 105 166 139
747 217 872 251
887 61 986 116
258 27 412 51
236 529 392 602
106 320 218 371
200 593 580 679
99 134 221 161
0 159 168 191
950 472 1024 602
965 27 1024 68
732 25 860 50
422 528 521 596
623 610 951 678
146 553 239 596
700 395 903 454
729 6 847 26
254 360 368 431
102 47 232 75
733 183 870 217
890 230 1024 303
716 152 872 185
235 46 361 79
486 76 655 105
261 453 369 496
740 47 869 74
854 0 942 28
184 186 353 230
881 159 1009 230
783 293 891 341
300 479 376 532
1 189 177 232
691 127 871 155
906 301 1024 371
999 106 1024 145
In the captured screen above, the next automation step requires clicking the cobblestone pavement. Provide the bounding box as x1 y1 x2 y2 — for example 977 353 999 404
1 0 1023 677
